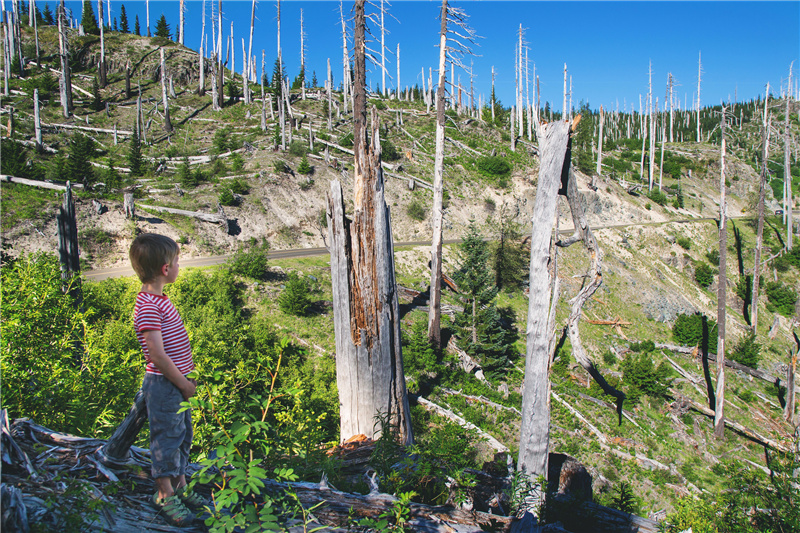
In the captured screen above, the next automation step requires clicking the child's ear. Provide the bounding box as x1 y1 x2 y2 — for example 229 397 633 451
161 263 170 277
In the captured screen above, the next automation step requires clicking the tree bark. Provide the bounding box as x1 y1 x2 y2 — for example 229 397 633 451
198 0 205 96
160 48 173 133
327 57 332 131
33 87 42 151
96 389 147 465
327 0 412 446
124 61 131 99
32 0 39 64
57 4 72 118
787 341 797 424
595 105 604 180
715 106 728 439
517 120 570 508
98 0 106 87
751 86 770 333
146 0 150 37
427 0 447 349
785 75 793 251
179 0 185 46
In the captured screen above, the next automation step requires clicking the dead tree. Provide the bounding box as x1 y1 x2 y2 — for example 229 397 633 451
787 333 799 423
696 51 702 142
327 57 332 131
198 0 205 96
96 390 147 465
33 87 42 152
517 120 571 516
57 4 72 118
785 63 794 251
3 16 10 95
339 0 349 114
752 85 770 333
146 0 150 37
97 0 106 87
57 182 82 318
715 106 728 439
246 0 256 104
32 0 39 64
648 62 655 190
427 0 476 348
299 7 306 100
327 0 412 446
124 61 131 99
179 0 185 45
160 48 173 133
595 105 604 181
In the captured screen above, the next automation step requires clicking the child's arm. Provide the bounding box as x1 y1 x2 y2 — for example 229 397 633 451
141 329 197 400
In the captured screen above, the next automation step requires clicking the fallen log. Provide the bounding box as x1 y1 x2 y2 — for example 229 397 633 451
1 175 84 191
440 387 521 415
446 337 487 381
138 203 225 224
41 122 133 136
416 396 509 453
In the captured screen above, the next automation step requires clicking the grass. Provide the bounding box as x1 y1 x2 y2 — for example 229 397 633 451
0 183 58 232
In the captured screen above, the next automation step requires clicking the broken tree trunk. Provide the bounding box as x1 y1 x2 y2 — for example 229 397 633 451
427 0 448 349
751 87 770 333
57 4 72 118
785 80 793 251
326 0 412 446
787 333 799 424
160 48 173 133
198 1 205 96
517 119 570 508
97 0 106 87
715 106 728 439
96 389 147 465
33 87 42 151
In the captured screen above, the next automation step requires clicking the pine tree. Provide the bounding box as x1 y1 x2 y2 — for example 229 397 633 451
291 66 305 91
42 3 55 25
128 126 144 177
278 273 312 316
91 77 103 111
81 1 100 35
492 207 527 291
271 57 285 100
119 5 129 33
134 15 140 36
297 154 312 175
311 71 318 88
155 14 171 39
66 134 96 186
113 17 118 32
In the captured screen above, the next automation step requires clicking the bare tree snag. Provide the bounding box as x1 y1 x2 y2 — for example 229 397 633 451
198 0 206 96
327 57 333 131
327 0 412 446
787 333 800 424
57 4 72 118
33 87 42 152
299 8 306 100
715 106 728 439
595 105 604 180
339 0 349 115
97 0 106 87
246 0 255 104
517 119 570 511
696 51 702 142
785 64 793 251
146 0 150 37
124 61 131 99
160 48 173 133
752 85 770 333
32 0 39 64
427 0 448 348
179 0 185 46
96 390 147 465
211 52 219 111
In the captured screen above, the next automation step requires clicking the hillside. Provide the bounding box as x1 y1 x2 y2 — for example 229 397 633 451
2 21 800 533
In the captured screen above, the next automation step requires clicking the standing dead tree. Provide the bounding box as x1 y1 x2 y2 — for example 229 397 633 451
160 48 173 133
327 0 412 446
785 62 794 251
57 3 73 118
198 0 206 96
696 51 702 143
715 105 729 439
427 0 477 348
98 0 106 87
751 84 770 333
786 332 799 424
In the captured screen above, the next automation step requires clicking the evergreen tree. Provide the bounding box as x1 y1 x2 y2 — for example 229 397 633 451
278 273 312 316
128 126 144 177
119 5 129 33
134 14 140 36
113 17 118 32
311 71 318 88
155 14 171 39
271 58 286 101
297 154 312 175
572 101 596 175
42 3 55 25
91 77 103 111
491 207 527 291
81 1 100 35
291 66 305 91
66 134 96 186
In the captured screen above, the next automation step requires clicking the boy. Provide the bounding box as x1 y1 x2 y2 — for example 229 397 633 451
130 233 203 526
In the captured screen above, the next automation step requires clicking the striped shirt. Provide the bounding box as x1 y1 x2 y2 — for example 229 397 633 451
134 292 194 376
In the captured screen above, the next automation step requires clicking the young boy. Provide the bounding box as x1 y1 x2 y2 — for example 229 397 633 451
130 233 203 526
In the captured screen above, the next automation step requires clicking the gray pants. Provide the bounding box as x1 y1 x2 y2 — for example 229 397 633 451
142 373 193 479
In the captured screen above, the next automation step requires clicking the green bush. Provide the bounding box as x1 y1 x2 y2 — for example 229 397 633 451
273 160 290 174
706 248 720 266
381 140 400 162
288 141 308 157
278 273 312 316
647 189 667 206
694 262 714 288
765 281 797 317
676 236 691 250
218 187 237 206
476 156 512 184
228 240 270 280
729 332 761 368
402 319 438 375
213 127 232 154
672 313 718 353
229 178 250 195
297 154 312 175
621 352 672 404
629 340 655 353
735 275 752 301
229 153 245 173
407 199 426 221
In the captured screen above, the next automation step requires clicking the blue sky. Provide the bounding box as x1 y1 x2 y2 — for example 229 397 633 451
60 1 798 113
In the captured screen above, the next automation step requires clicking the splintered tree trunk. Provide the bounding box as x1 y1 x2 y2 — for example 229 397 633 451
715 107 728 439
327 57 332 131
96 389 147 465
427 0 447 349
57 5 72 117
327 0 412 446
124 62 131 99
787 336 798 423
57 182 82 319
160 48 173 133
33 87 42 151
98 0 106 87
146 0 150 37
32 0 39 64
517 120 570 510
247 0 255 102
199 0 205 96
786 86 793 251
595 105 604 180
752 88 770 333
179 0 185 45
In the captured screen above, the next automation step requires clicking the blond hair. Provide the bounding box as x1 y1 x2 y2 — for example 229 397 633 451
129 233 179 282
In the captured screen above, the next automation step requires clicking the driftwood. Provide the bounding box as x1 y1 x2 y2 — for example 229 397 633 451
137 204 225 224
670 389 791 453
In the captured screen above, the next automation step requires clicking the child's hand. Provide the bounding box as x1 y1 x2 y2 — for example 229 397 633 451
180 378 197 400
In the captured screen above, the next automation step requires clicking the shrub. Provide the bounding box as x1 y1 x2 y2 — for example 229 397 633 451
229 153 244 173
402 319 438 375
647 189 667 206
297 154 312 175
676 236 691 250
288 141 308 157
621 352 672 404
278 273 311 316
407 199 426 221
706 248 720 266
228 240 270 280
673 313 718 353
213 127 231 154
273 160 290 174
229 178 250 195
735 275 751 301
629 340 655 353
218 187 237 206
694 262 714 288
381 140 400 161
729 332 761 368
476 156 512 184
299 178 314 191
765 282 797 317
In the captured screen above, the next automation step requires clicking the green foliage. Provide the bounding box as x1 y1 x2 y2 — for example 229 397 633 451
24 72 59 101
676 236 692 250
229 153 244 173
407 199 426 221
278 273 312 316
357 490 416 532
694 262 714 288
128 126 144 177
228 239 270 281
490 206 527 291
735 274 752 302
134 14 140 36
1 254 142 436
154 14 171 39
81 1 99 35
66 134 96 187
610 481 641 515
620 351 672 404
381 139 400 162
647 188 667 206
629 340 655 353
31 474 116 532
297 154 312 175
218 187 237 206
402 318 438 375
765 281 797 317
273 160 290 174
225 79 239 104
119 4 129 33
729 332 761 368
1 139 30 178
91 77 103 111
229 178 249 195
476 156 512 186
706 248 720 266
288 141 308 157
672 313 718 353
212 127 232 155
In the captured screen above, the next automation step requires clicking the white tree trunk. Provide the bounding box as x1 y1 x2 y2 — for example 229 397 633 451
427 0 447 349
696 51 702 143
198 1 205 96
242 38 249 104
146 0 150 37
160 48 173 132
57 5 72 118
179 0 185 45
340 0 348 114
715 106 728 439
596 105 604 177
327 57 332 131
752 86 770 333
33 87 42 151
32 0 39 64
299 8 305 100
785 71 793 251
396 43 400 100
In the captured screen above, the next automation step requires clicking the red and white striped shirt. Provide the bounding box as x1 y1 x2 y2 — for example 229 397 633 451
134 292 194 376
